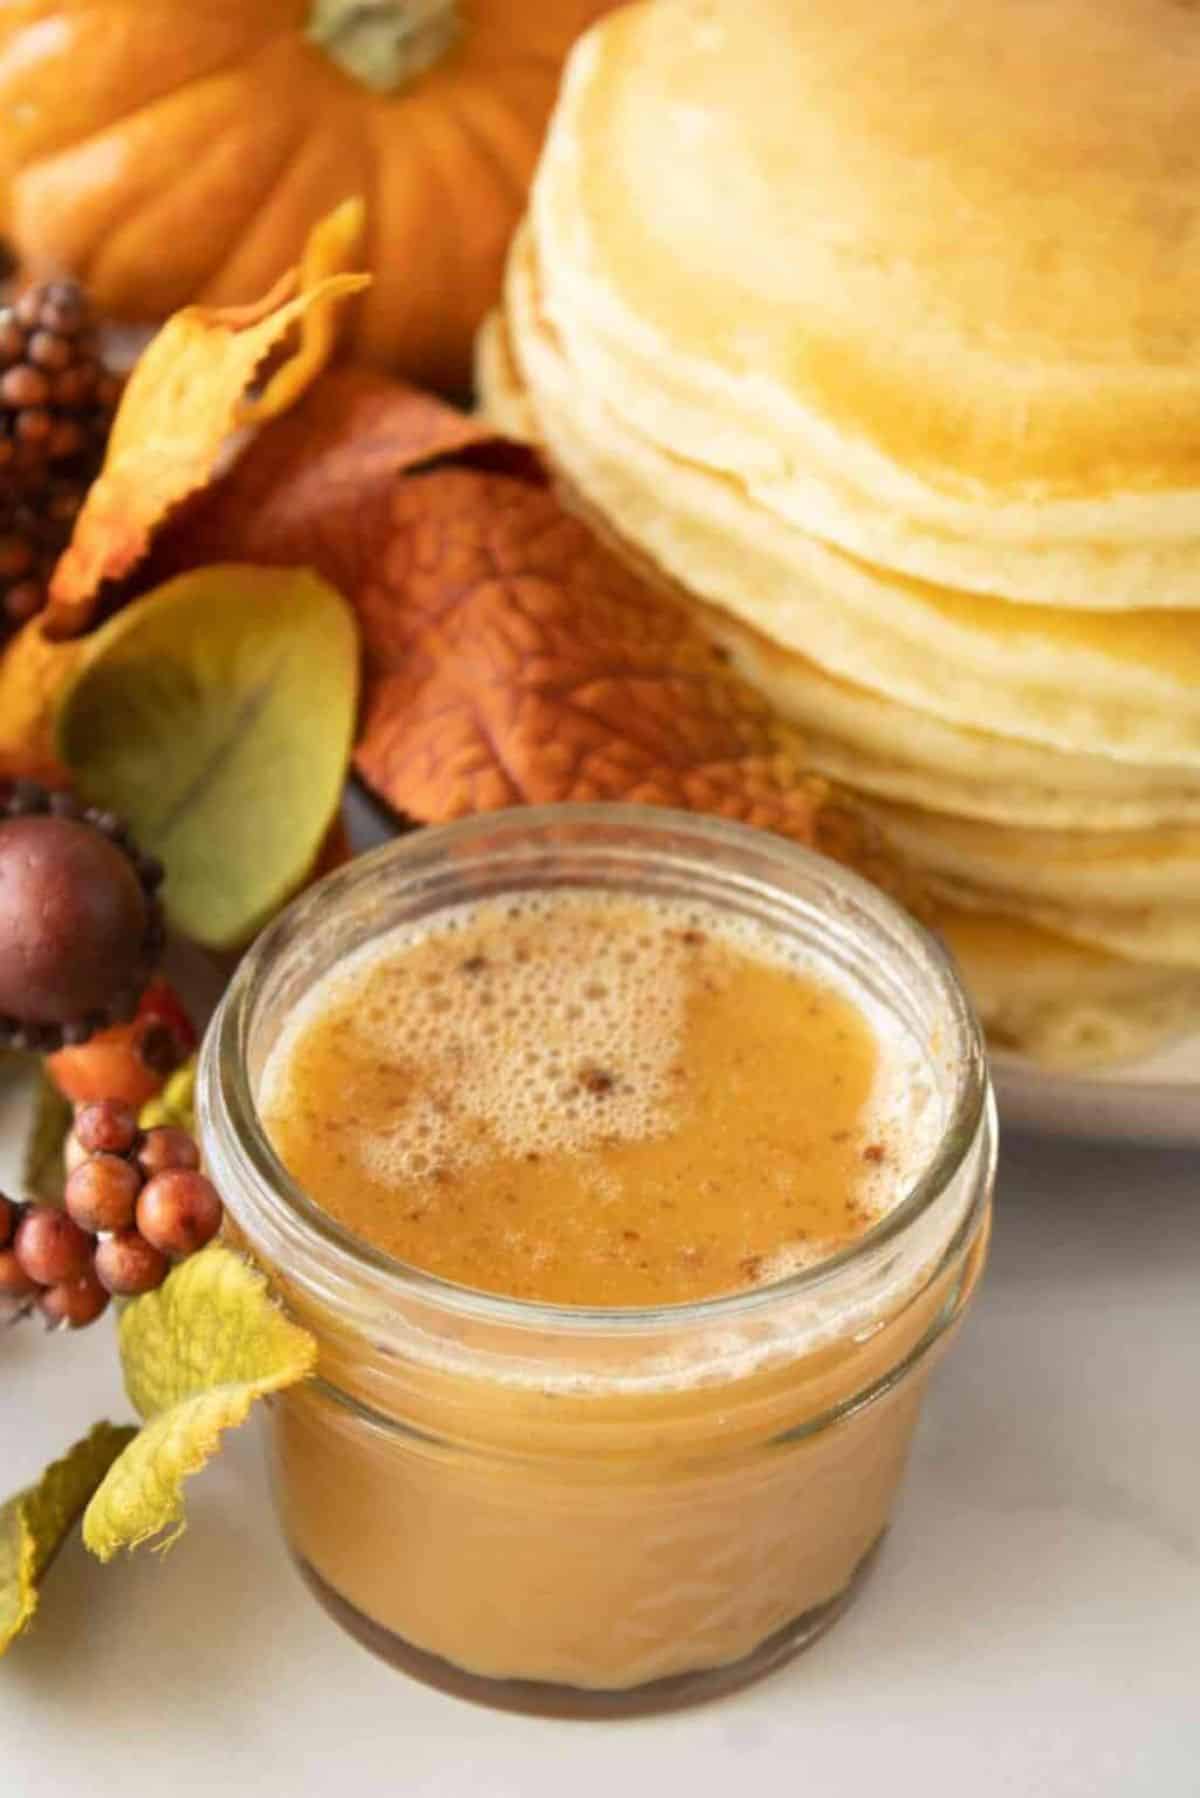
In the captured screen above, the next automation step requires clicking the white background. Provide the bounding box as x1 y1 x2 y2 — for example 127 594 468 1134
2 1127 1196 1795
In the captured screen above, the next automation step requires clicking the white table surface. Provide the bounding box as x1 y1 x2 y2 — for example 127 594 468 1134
2 1127 1197 1796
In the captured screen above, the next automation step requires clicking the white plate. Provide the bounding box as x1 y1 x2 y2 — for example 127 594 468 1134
994 1034 1199 1147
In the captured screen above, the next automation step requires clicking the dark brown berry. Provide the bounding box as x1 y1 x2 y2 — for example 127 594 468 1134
27 330 73 372
0 1244 37 1298
15 405 53 444
39 1267 109 1329
93 1229 168 1297
137 1126 200 1179
137 1170 223 1258
74 1099 139 1157
0 363 50 408
0 1192 17 1249
14 1203 94 1285
64 1154 141 1234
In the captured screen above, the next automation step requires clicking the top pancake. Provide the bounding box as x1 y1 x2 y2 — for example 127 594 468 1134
531 0 1200 609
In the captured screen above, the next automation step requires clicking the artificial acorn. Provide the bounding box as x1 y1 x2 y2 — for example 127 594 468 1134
0 780 166 1053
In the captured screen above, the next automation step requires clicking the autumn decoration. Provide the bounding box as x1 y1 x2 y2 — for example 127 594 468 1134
0 0 619 391
0 202 912 1654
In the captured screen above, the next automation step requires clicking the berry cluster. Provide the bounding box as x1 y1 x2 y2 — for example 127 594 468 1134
0 1101 222 1328
0 279 121 638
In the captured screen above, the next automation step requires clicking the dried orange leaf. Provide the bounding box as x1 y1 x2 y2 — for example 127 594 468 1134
46 221 370 636
142 377 908 894
348 467 902 885
146 365 508 593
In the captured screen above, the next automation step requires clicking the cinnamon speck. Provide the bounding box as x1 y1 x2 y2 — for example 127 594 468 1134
578 1065 617 1096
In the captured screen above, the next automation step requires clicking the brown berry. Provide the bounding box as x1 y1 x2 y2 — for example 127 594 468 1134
74 1099 139 1157
14 405 52 444
39 1267 109 1329
46 418 86 461
64 1154 141 1234
0 535 33 578
0 814 149 1026
137 1169 223 1258
94 1230 168 1297
0 1245 37 1298
26 329 73 372
0 362 50 407
137 1126 200 1179
50 363 95 408
0 1192 17 1249
14 1203 94 1285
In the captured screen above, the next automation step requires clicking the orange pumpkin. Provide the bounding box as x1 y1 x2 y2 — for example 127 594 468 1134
0 0 613 391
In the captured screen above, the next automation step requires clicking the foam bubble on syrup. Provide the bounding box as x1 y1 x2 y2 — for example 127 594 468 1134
260 888 945 1238
263 892 699 1184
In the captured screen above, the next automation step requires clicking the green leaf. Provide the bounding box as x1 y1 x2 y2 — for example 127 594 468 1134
22 1065 74 1203
0 1054 72 1204
83 1246 317 1561
0 1424 136 1655
54 565 359 950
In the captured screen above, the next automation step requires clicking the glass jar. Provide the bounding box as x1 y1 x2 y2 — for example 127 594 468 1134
199 805 995 1718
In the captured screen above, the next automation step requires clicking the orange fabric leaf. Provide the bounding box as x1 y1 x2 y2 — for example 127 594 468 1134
147 379 909 899
46 256 369 637
146 365 512 589
350 468 898 881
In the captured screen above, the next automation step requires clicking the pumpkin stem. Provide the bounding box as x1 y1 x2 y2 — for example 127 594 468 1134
308 0 459 94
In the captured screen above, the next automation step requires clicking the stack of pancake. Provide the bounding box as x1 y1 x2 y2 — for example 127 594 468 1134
478 0 1200 1070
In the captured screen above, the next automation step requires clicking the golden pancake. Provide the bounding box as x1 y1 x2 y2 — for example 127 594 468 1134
504 236 1200 767
871 806 1200 911
530 0 1200 610
936 879 1200 974
696 596 1200 832
480 303 1200 832
939 911 1200 1071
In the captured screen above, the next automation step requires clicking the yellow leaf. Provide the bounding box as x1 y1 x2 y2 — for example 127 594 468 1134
0 1424 136 1655
83 1246 316 1563
54 565 359 950
138 1058 197 1135
0 619 84 776
45 206 370 637
246 197 368 425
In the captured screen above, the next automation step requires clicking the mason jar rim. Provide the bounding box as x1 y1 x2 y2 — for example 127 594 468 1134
199 803 990 1338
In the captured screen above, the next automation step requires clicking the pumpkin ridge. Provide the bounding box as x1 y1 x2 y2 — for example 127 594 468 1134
433 87 526 214
94 101 308 305
0 25 260 178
